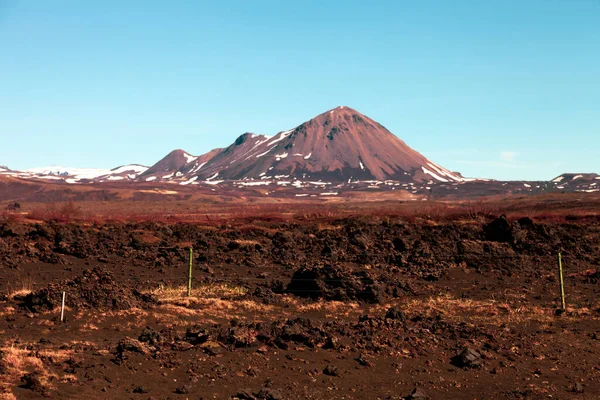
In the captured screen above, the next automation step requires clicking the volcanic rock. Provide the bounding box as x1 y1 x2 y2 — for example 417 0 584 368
21 267 157 312
451 347 482 369
407 388 429 400
286 264 383 303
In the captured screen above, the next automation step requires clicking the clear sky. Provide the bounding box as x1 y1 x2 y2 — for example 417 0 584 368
1 0 598 181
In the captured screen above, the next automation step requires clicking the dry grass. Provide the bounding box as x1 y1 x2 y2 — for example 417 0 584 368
286 298 363 318
147 283 248 302
5 275 35 300
400 294 600 326
232 239 260 246
78 297 277 329
0 344 76 398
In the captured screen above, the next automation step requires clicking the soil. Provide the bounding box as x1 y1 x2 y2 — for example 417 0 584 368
1 214 600 399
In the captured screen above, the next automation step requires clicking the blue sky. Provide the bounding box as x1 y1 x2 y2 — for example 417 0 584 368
1 0 598 180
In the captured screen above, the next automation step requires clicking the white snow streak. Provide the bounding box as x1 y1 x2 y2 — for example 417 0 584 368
110 165 148 174
267 129 293 145
180 176 199 185
421 167 449 183
256 146 277 158
183 153 197 163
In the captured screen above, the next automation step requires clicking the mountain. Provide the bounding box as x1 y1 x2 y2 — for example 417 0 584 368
145 106 466 184
139 148 221 182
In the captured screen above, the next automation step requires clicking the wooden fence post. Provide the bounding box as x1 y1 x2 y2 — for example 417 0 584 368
60 291 66 322
558 252 566 311
187 247 193 297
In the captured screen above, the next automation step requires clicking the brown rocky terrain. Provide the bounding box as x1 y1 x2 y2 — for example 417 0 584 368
1 209 600 399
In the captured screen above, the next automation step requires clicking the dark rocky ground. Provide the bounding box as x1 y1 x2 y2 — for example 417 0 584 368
1 215 600 399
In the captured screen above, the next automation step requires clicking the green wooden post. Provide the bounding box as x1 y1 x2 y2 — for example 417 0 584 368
187 247 193 297
558 252 566 310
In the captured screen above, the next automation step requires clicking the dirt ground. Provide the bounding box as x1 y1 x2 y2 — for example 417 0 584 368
1 212 600 399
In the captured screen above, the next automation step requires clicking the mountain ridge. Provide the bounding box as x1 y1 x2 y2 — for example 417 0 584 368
140 106 467 184
1 107 598 196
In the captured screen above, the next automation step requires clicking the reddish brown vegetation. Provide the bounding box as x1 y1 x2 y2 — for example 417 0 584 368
14 194 599 227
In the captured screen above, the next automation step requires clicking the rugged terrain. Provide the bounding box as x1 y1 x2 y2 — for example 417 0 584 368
1 207 600 399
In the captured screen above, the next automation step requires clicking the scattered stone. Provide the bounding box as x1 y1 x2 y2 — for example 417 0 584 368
232 388 281 400
483 215 524 243
286 264 384 303
19 373 47 395
116 337 153 355
385 307 406 321
133 386 150 393
322 336 339 350
571 383 584 394
323 365 339 376
200 341 223 356
138 326 161 345
451 347 482 369
233 391 256 400
255 388 282 400
355 353 373 367
407 387 429 400
185 326 210 345
175 384 192 394
517 217 534 228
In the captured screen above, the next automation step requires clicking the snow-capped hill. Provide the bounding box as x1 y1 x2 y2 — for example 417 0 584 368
552 173 599 183
110 164 149 175
138 148 222 182
551 173 599 192
26 166 113 179
138 150 197 180
92 164 150 181
1 164 150 183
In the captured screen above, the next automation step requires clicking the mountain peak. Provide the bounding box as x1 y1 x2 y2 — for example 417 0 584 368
139 149 196 177
318 106 362 118
167 149 191 156
234 133 270 146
